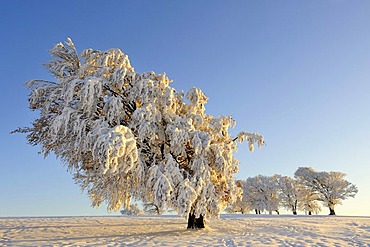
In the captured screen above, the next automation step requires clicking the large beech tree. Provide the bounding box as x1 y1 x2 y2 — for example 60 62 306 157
294 167 358 215
15 39 264 228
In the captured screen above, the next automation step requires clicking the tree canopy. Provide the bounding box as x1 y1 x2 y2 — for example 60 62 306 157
16 39 264 226
294 167 358 215
238 175 280 214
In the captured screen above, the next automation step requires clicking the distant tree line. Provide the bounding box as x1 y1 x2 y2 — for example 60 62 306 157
120 203 142 216
227 167 358 216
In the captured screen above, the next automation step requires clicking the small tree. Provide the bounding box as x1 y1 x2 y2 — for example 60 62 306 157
297 185 321 215
294 167 358 215
225 201 251 214
276 175 299 215
225 180 253 214
237 178 263 214
143 202 163 215
120 203 142 216
15 39 264 229
241 175 280 215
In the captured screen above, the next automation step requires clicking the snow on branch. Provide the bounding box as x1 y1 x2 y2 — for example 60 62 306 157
234 131 265 151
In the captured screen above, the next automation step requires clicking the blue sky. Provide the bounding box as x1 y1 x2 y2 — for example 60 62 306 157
1 0 370 216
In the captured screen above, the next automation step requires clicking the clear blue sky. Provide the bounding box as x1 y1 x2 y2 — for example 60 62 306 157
1 0 369 216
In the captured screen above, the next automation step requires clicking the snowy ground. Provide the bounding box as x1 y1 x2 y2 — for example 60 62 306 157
1 215 369 246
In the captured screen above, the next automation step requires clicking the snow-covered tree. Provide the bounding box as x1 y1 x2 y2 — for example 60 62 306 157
241 175 280 214
275 175 299 215
225 180 253 214
225 198 252 214
15 39 264 228
120 203 142 216
240 178 264 214
143 202 163 215
297 185 321 215
294 167 358 215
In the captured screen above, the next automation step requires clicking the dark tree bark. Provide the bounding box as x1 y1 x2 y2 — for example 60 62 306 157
187 213 205 229
187 213 195 228
308 211 312 215
329 208 336 215
292 205 297 215
328 203 336 215
293 201 298 215
255 209 258 214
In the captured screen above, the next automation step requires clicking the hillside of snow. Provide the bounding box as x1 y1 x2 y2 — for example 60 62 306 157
1 215 369 246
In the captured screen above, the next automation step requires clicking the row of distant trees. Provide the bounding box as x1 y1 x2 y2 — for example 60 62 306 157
227 167 358 216
120 202 163 216
121 167 358 216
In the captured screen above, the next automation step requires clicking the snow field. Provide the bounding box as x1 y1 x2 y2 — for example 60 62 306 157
1 215 369 246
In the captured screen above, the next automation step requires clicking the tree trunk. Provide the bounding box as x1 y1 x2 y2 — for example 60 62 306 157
292 206 297 215
293 203 297 215
329 207 336 215
308 211 312 215
255 209 258 214
328 203 336 215
187 213 205 229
